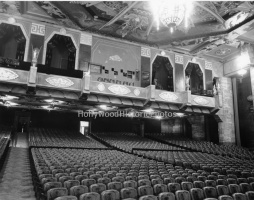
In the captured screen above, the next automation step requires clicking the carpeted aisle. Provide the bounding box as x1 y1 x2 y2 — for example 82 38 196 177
0 147 36 200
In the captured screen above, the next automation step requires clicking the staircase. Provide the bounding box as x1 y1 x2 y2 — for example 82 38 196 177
0 132 35 200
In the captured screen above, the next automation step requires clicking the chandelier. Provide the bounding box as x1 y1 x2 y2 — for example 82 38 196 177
150 0 192 33
159 4 185 28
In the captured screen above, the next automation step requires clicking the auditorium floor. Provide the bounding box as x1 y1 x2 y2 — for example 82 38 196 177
0 147 36 200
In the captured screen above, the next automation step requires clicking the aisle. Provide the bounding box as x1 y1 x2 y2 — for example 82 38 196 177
0 147 36 200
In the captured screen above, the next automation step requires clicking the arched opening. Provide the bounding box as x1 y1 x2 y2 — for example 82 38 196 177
185 62 204 95
0 23 26 63
45 34 76 70
152 56 174 91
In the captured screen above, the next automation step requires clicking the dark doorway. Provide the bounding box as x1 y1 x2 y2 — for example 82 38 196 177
0 23 26 61
46 34 76 70
152 56 174 91
205 115 219 144
185 62 204 95
184 118 192 139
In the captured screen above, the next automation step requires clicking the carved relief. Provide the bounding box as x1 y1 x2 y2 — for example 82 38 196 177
97 83 105 91
175 54 183 64
193 96 209 105
108 85 131 95
31 23 45 36
159 92 178 101
0 68 18 80
80 33 92 46
134 89 140 96
141 47 151 58
45 77 74 88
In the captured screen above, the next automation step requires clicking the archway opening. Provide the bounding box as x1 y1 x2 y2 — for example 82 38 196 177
45 34 76 70
0 23 26 63
152 56 174 91
185 62 204 95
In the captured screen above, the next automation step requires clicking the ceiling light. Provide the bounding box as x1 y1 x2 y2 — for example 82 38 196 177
42 105 50 109
128 112 134 117
238 69 247 76
6 101 18 106
44 99 54 103
99 105 108 110
5 95 18 100
155 116 162 119
237 51 250 67
175 113 185 117
143 108 154 113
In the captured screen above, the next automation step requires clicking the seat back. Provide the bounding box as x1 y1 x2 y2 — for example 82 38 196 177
101 189 120 200
218 195 233 200
232 193 247 200
240 183 252 193
54 196 78 200
64 180 80 192
153 184 168 195
181 182 193 191
69 185 88 198
81 179 96 187
190 188 205 200
158 192 175 200
44 182 62 192
59 176 73 185
175 190 191 200
138 185 154 197
79 192 100 200
168 183 181 194
47 187 68 200
203 186 218 198
139 195 158 200
193 181 205 189
108 182 123 191
228 184 241 195
90 183 107 194
216 185 229 196
120 187 138 199
246 191 254 200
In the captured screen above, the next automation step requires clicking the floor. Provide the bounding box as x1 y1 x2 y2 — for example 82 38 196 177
0 132 36 200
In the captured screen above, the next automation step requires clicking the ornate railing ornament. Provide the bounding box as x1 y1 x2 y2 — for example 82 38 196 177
185 75 190 91
32 46 41 67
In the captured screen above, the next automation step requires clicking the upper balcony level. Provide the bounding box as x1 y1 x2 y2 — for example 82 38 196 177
0 15 221 115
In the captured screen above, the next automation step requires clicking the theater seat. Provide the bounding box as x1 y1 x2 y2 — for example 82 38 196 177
181 182 193 191
54 196 78 200
139 195 157 200
79 192 100 200
240 183 252 193
193 181 205 189
216 185 230 196
44 182 62 192
190 188 205 200
59 176 73 185
42 177 57 185
218 195 233 200
121 187 138 199
203 187 218 199
158 192 175 200
101 189 120 200
108 182 123 191
246 191 254 200
64 180 80 193
81 179 96 188
69 185 88 198
168 183 181 193
153 184 168 195
138 185 154 196
90 183 106 194
123 180 138 189
47 187 68 200
232 193 247 200
175 190 191 200
229 184 241 195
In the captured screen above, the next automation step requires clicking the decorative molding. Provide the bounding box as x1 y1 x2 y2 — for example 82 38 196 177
0 68 18 81
159 92 178 101
80 33 92 46
45 77 74 88
205 61 212 70
108 85 131 95
134 89 140 96
109 55 122 62
31 23 45 36
175 54 183 64
8 17 16 24
193 96 209 105
97 83 105 91
141 47 151 58
60 28 66 35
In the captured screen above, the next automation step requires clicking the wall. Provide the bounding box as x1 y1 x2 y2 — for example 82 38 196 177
161 119 183 136
91 37 141 86
187 116 205 140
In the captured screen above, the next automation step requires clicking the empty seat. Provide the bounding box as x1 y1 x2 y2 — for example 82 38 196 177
59 176 73 185
101 189 120 200
168 183 181 194
203 187 218 198
90 183 106 194
121 187 138 199
181 182 193 191
47 188 68 200
108 182 123 191
123 180 138 189
42 177 57 185
54 196 78 200
190 188 205 200
139 179 152 187
139 195 157 200
238 179 248 184
80 192 100 200
228 179 237 185
82 179 96 188
232 193 247 200
69 185 88 199
164 178 175 185
229 184 241 195
151 179 163 186
44 182 62 192
64 180 80 193
218 195 233 200
153 184 168 195
193 181 205 189
175 190 191 200
217 179 228 186
240 183 252 193
138 185 154 197
205 180 216 187
246 191 254 200
75 175 88 182
158 192 175 200
112 176 125 183
98 177 111 185
217 185 230 196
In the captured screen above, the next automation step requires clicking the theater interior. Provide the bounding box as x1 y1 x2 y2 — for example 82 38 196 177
0 1 254 200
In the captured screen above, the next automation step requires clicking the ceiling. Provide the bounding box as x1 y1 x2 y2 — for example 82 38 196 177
2 1 254 62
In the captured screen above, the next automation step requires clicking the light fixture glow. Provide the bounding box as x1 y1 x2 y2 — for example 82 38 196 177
237 52 250 67
99 105 108 110
238 69 247 76
143 108 154 113
45 99 54 103
5 95 18 100
42 105 50 109
128 112 134 117
175 113 184 117
6 101 18 106
155 116 162 119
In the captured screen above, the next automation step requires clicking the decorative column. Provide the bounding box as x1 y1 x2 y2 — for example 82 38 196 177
141 47 151 87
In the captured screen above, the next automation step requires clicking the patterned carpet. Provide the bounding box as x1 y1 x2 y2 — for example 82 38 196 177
0 147 36 200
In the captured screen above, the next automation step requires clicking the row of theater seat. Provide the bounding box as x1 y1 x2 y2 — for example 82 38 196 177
146 133 253 159
0 125 11 171
29 128 106 148
30 147 254 200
